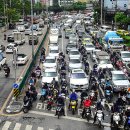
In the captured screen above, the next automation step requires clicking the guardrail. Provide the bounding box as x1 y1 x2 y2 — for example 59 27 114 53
18 28 49 94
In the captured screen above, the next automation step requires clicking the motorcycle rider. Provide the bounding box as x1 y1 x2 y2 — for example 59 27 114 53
93 109 104 124
96 100 104 110
3 64 10 76
82 96 92 118
68 89 78 110
80 90 88 107
111 112 122 126
124 107 130 128
51 78 59 89
23 91 32 107
55 94 65 116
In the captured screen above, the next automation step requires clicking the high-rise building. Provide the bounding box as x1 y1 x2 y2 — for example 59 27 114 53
58 0 74 6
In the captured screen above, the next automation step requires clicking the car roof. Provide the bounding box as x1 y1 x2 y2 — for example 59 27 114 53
44 69 57 72
72 69 84 73
96 51 109 56
49 46 58 50
70 49 79 51
111 70 124 75
45 56 55 59
121 51 130 54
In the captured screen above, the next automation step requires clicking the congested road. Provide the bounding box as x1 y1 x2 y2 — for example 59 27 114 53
0 25 47 109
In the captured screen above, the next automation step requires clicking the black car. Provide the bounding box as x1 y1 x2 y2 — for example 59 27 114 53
7 35 14 42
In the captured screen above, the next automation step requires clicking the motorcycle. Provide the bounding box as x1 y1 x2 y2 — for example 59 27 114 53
84 107 91 122
124 117 130 130
89 90 96 101
105 89 112 103
4 66 10 77
70 100 77 115
56 104 63 119
23 98 32 113
97 110 103 128
112 112 121 129
40 88 47 102
47 96 54 110
85 66 89 75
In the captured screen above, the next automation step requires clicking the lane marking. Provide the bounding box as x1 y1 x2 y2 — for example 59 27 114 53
2 121 11 130
36 103 43 109
25 125 33 130
13 123 22 130
29 110 111 127
37 127 44 130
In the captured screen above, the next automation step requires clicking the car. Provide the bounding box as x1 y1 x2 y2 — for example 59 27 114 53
17 25 25 32
65 29 73 39
111 70 130 92
82 38 92 45
68 49 80 59
69 69 89 90
7 35 14 42
49 47 59 58
85 44 95 53
31 25 37 30
36 28 42 35
12 30 19 34
78 31 85 39
90 49 101 62
120 51 130 64
95 51 110 59
13 54 28 65
0 53 6 70
96 57 113 70
6 43 18 53
68 58 82 71
0 45 5 52
41 69 58 84
25 29 31 35
75 25 83 32
43 56 57 69
116 29 129 36
66 44 77 54
68 34 77 43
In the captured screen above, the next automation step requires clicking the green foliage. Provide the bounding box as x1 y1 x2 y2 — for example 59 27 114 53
72 2 86 11
48 4 63 14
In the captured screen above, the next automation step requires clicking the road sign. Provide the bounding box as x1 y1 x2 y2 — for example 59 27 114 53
13 83 19 89
13 88 20 97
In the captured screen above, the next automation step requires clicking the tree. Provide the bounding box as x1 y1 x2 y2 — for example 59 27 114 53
33 2 43 14
48 4 63 14
72 2 86 11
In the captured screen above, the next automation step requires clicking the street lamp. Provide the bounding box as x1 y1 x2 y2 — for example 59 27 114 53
31 0 34 59
100 0 103 26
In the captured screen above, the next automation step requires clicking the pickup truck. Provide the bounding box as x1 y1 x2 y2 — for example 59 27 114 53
0 53 6 70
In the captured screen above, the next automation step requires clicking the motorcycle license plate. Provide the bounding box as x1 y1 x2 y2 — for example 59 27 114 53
72 106 75 109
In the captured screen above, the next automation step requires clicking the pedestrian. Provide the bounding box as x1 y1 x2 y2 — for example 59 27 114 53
4 34 6 40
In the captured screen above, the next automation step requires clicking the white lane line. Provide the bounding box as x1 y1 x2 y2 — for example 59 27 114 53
64 101 67 116
37 127 44 130
2 121 11 130
61 28 64 52
29 110 111 127
25 125 33 130
13 123 21 130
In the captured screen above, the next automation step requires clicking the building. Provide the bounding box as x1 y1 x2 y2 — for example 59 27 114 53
40 0 53 6
58 0 74 6
104 0 128 12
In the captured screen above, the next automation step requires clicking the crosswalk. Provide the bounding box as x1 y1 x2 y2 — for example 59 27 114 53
1 121 54 130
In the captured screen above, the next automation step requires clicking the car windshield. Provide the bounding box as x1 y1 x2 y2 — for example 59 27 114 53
45 59 55 63
113 74 127 80
122 53 130 58
44 72 57 77
70 51 79 55
17 54 25 58
67 45 76 48
0 54 3 62
99 59 110 64
7 45 13 49
70 59 80 63
50 50 58 53
71 73 86 78
86 44 94 48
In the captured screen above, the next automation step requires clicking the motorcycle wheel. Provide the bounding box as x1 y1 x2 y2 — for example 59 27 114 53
98 121 102 128
72 108 75 115
86 115 90 122
41 96 44 103
23 108 29 113
57 111 60 119
47 104 51 110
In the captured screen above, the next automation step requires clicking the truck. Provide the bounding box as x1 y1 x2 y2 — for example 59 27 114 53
103 31 124 51
14 32 25 45
49 28 59 45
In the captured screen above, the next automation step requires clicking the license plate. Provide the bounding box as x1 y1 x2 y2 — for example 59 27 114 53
72 106 75 109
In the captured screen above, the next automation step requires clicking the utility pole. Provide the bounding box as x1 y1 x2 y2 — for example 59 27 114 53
100 0 103 26
31 0 34 59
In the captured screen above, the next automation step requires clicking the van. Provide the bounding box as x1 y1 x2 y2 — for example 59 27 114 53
100 25 111 33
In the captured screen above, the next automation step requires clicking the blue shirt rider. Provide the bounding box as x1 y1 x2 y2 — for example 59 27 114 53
105 78 111 87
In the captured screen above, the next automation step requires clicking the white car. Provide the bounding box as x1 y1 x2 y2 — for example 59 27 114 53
43 56 57 69
85 44 95 53
68 58 82 70
49 46 59 58
111 70 130 92
68 49 80 59
17 25 25 32
69 69 89 90
42 69 58 84
96 57 113 70
6 43 18 53
25 29 31 35
120 51 130 64
12 30 19 34
13 54 28 65
36 28 42 35
0 53 6 70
